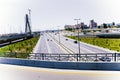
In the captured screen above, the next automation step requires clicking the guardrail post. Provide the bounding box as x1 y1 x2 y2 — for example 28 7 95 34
42 53 44 60
114 53 117 62
96 54 97 61
58 54 60 61
34 53 37 59
68 54 69 61
85 54 87 62
77 54 79 61
50 54 52 60
112 53 114 61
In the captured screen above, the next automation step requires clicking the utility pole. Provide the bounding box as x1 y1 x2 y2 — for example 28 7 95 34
58 26 60 44
28 9 32 32
28 9 31 22
74 18 81 59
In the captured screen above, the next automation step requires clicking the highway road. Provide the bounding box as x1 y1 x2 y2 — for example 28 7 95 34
33 31 114 54
32 33 76 61
33 33 66 54
33 35 48 53
34 32 115 54
31 32 116 61
49 31 116 54
1 64 120 80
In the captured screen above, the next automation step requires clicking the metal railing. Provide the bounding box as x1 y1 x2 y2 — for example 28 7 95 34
0 52 30 59
30 53 120 62
1 52 120 62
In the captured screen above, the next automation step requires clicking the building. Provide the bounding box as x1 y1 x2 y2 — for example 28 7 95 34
64 25 75 30
80 22 89 29
64 22 88 30
89 20 97 28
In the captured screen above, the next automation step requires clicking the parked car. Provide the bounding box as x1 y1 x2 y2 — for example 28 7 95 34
99 56 111 62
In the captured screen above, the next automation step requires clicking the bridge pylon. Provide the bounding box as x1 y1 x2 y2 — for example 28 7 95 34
25 14 32 35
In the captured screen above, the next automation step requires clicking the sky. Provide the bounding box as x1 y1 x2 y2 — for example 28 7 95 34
0 0 120 34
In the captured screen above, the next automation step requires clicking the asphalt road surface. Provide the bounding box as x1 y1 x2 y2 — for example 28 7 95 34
34 32 115 54
33 33 67 54
1 64 120 80
33 34 48 53
50 32 116 54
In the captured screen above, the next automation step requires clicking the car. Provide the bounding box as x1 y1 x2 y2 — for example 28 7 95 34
99 56 111 62
74 40 77 44
66 39 68 41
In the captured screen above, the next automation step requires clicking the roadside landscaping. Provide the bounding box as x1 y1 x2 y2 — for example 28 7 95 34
0 37 39 58
68 36 120 52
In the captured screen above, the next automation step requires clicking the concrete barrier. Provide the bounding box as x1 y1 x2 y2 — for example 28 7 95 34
0 57 120 71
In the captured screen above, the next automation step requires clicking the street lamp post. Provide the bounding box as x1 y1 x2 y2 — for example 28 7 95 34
93 28 95 45
58 26 60 44
74 25 76 38
74 18 81 60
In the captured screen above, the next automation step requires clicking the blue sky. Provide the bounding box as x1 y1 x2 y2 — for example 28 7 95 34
0 0 120 34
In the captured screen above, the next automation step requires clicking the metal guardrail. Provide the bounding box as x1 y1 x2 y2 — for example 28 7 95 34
1 52 120 62
30 53 120 62
0 52 30 59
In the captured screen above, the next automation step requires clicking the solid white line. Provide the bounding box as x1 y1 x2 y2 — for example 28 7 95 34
48 33 67 53
32 35 41 53
45 34 52 53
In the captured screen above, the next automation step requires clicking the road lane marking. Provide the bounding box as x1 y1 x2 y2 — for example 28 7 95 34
50 33 75 53
45 34 52 53
47 33 68 53
48 33 78 61
32 36 41 53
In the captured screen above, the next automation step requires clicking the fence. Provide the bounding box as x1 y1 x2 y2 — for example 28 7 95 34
30 53 120 62
1 52 120 62
0 52 30 59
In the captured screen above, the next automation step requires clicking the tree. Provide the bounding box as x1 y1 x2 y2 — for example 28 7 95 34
103 23 107 28
65 28 73 31
112 22 115 26
98 26 101 28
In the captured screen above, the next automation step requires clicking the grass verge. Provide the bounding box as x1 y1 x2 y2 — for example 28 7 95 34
0 37 39 58
68 36 120 52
